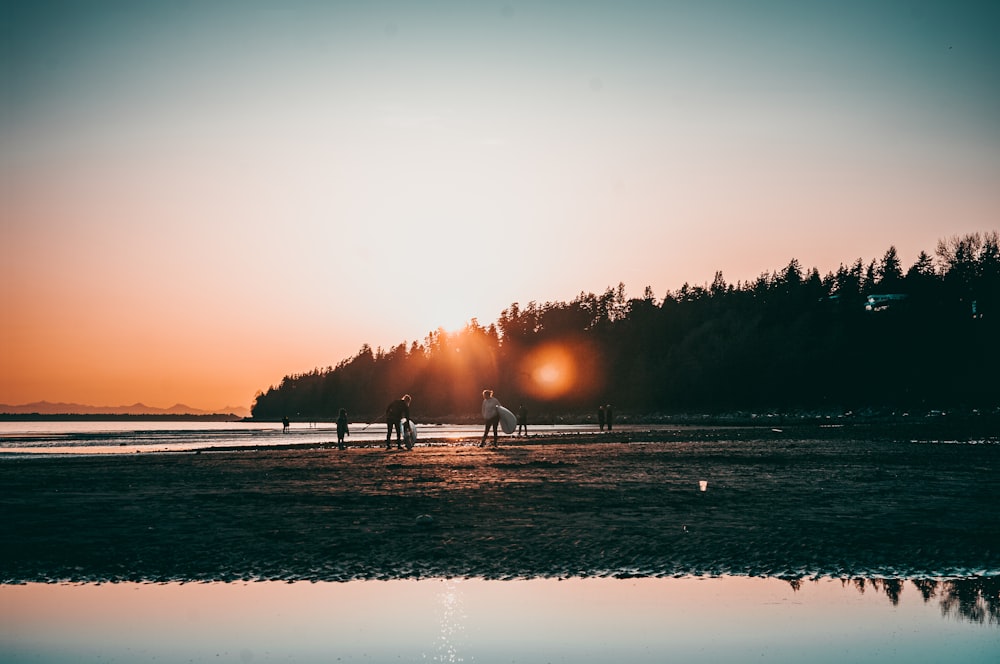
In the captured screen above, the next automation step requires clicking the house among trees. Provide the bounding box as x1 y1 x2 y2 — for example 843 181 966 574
865 293 909 312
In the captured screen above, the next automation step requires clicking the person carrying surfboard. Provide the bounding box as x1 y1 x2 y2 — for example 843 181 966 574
480 389 501 447
384 394 411 450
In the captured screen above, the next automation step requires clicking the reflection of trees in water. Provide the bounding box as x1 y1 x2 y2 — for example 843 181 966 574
938 577 1000 625
846 578 905 606
784 577 1000 625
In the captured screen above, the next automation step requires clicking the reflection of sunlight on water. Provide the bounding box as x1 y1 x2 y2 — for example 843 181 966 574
435 579 466 663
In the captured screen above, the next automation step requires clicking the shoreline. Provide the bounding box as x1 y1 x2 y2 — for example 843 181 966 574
139 419 1000 456
2 406 997 425
2 418 994 459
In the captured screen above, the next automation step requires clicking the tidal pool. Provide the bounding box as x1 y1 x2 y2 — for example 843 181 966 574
2 576 997 663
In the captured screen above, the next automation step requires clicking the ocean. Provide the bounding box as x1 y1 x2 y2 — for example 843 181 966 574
0 420 593 455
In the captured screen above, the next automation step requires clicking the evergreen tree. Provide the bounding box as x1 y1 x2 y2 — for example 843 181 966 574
251 234 999 419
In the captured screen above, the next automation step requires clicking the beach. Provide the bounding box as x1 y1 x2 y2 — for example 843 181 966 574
2 422 998 584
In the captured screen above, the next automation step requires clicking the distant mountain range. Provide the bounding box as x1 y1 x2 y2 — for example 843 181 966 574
0 401 251 418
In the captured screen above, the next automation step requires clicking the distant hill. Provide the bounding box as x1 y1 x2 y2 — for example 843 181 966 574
0 401 251 418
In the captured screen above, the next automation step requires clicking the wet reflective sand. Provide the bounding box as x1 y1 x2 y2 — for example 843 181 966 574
3 431 997 582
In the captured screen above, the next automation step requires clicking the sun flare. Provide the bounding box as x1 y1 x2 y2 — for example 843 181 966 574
519 343 576 400
534 364 563 387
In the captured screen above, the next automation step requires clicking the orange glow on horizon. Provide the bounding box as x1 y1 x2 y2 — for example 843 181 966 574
0 287 332 411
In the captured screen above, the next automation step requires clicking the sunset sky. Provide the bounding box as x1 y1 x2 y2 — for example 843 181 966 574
2 1 998 411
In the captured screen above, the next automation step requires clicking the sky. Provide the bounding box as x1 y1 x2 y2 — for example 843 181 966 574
2 0 998 411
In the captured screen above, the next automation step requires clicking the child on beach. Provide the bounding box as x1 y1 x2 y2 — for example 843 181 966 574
336 408 349 450
517 404 528 436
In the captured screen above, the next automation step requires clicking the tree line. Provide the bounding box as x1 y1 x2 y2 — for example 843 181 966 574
251 232 999 421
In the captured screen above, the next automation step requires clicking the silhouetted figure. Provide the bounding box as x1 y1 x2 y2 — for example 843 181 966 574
385 394 411 450
336 408 349 450
598 405 606 431
517 404 528 436
606 404 614 431
481 389 501 447
282 415 290 433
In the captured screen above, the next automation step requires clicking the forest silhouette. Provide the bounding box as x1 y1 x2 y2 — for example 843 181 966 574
251 232 998 421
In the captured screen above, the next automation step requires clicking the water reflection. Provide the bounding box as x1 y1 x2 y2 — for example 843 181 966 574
785 577 1000 625
914 577 1000 625
436 579 467 663
1 576 996 664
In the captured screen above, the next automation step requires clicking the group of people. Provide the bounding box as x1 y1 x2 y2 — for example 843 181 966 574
384 390 525 450
293 392 612 450
480 390 532 446
283 395 415 451
598 403 615 431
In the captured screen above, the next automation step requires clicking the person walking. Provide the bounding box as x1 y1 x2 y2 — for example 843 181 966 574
606 404 614 432
598 405 606 431
385 394 411 450
480 389 501 447
516 404 528 436
336 408 349 450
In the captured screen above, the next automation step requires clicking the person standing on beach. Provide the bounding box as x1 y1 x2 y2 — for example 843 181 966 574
336 408 349 450
516 404 528 436
282 415 290 433
598 405 606 431
481 389 501 447
385 394 411 450
606 404 614 432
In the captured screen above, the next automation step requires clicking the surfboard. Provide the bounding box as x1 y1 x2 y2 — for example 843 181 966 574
403 420 417 449
497 406 517 435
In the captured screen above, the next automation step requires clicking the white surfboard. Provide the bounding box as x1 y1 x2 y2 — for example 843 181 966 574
403 420 417 449
497 406 517 435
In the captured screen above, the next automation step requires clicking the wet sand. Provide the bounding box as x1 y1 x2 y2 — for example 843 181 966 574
2 423 998 583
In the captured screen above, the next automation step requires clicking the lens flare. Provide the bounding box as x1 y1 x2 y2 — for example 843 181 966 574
517 340 602 402
535 363 563 387
529 347 574 398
